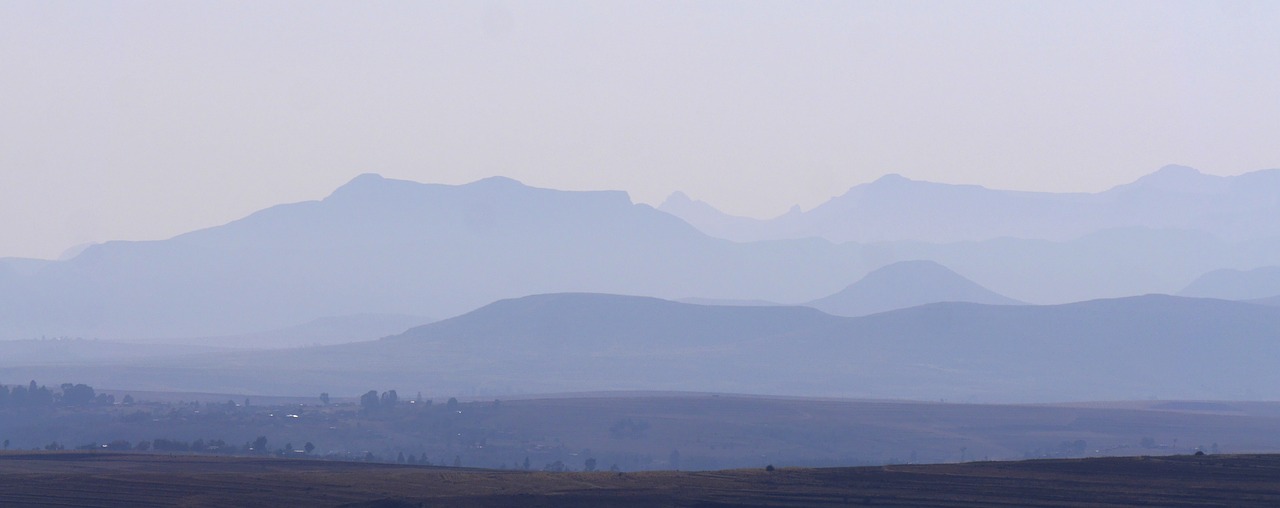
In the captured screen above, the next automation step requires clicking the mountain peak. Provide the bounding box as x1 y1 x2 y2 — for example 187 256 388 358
466 175 527 188
1154 164 1201 176
660 191 694 208
871 173 912 185
1120 165 1225 193
806 260 1021 317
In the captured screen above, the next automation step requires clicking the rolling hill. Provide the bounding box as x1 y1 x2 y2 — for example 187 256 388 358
10 292 1280 402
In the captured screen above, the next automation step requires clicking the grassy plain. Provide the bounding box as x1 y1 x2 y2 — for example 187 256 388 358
4 393 1280 470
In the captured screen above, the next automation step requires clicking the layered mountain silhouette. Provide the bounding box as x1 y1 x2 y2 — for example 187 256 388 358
660 165 1280 244
0 175 880 339
1179 266 1280 301
805 260 1021 316
12 292 1280 402
5 171 1280 342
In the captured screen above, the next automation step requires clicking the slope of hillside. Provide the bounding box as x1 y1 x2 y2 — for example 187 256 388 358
1179 266 1280 300
1249 295 1280 307
805 260 1022 316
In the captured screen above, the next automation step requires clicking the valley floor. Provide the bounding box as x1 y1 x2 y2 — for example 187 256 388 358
1 451 1278 507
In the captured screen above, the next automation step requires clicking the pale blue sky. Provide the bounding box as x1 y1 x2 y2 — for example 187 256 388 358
2 1 1278 259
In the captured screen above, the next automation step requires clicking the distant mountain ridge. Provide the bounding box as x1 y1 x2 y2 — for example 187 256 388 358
5 170 1280 341
0 175 880 339
805 260 1021 316
13 292 1280 402
660 165 1280 244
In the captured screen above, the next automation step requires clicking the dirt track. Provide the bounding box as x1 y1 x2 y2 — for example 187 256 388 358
1 451 1278 507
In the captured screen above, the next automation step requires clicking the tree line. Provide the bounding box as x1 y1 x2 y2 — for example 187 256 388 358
0 381 120 408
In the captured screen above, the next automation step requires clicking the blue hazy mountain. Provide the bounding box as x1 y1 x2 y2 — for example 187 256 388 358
805 260 1022 316
1179 266 1280 301
5 173 1280 342
661 165 1280 244
12 292 1280 402
0 175 883 339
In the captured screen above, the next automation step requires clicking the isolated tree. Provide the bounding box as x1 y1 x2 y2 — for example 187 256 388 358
251 436 268 453
397 451 406 463
2 439 8 450
319 393 330 405
453 455 461 467
304 442 315 454
584 457 597 472
121 394 134 406
522 456 530 470
446 397 459 410
360 390 380 413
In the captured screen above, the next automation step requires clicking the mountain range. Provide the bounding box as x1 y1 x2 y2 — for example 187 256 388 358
3 168 1280 341
661 165 1280 244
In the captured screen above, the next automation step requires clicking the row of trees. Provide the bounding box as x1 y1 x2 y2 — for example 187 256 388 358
0 381 122 408
38 436 317 456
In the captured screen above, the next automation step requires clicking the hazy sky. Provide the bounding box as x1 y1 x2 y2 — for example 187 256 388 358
2 1 1278 259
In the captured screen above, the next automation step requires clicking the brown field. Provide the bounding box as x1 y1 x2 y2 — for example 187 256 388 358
1 451 1279 507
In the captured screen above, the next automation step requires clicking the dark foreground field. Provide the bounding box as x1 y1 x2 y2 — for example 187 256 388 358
1 452 1278 507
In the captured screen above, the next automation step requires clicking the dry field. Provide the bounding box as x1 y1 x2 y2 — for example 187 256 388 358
1 451 1278 507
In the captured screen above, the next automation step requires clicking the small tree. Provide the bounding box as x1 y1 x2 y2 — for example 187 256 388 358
584 457 597 472
446 397 459 410
304 442 315 454
319 393 330 405
251 436 268 454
